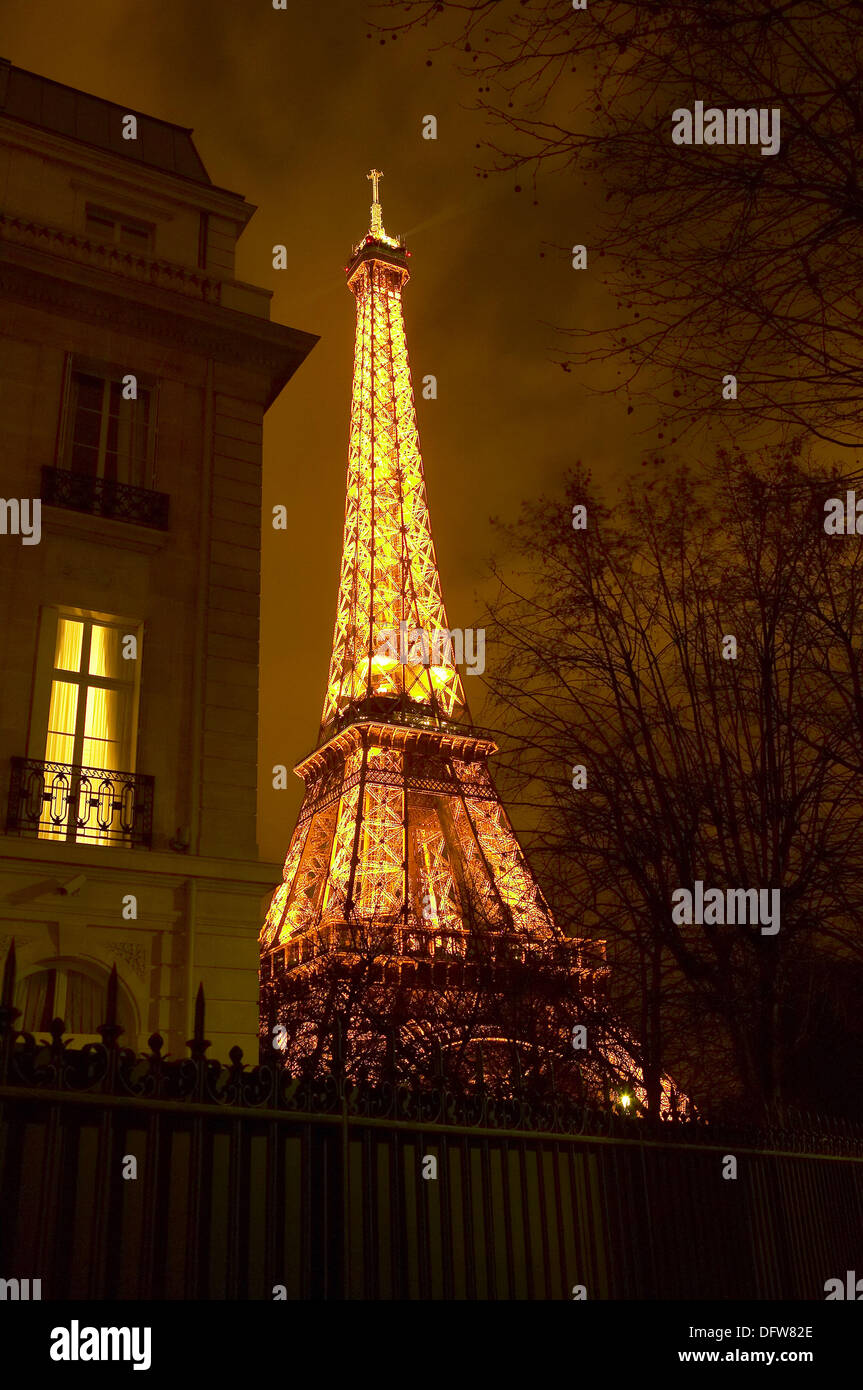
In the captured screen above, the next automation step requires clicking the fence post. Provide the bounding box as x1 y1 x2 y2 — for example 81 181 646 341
97 963 124 1087
0 939 21 1085
185 983 211 1102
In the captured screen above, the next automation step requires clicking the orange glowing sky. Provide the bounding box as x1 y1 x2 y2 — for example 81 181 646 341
4 0 648 864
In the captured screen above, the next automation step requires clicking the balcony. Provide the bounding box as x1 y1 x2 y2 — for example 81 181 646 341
6 756 154 848
42 466 169 531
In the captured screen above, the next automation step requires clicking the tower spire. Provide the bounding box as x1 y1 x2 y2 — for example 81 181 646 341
367 167 384 238
324 174 461 738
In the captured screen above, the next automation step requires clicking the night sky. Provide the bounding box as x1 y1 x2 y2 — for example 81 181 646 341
4 0 640 864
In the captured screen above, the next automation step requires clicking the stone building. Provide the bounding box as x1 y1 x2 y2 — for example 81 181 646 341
0 58 316 1057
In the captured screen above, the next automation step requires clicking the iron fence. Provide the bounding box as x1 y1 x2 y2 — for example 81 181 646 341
0 948 861 1299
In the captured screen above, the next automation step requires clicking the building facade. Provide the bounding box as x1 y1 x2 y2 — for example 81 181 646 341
0 59 316 1057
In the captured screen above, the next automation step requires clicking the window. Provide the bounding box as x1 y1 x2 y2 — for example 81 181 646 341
10 609 152 848
40 612 142 844
85 203 154 253
64 369 153 489
45 615 139 771
16 963 137 1047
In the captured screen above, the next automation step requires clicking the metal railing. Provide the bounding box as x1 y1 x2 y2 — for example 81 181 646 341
42 465 169 530
6 755 154 847
265 922 609 981
1 950 861 1300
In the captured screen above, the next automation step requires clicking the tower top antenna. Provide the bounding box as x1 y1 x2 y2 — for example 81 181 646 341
367 168 384 238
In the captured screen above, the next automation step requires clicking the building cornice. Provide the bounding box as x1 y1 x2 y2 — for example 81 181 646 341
0 244 318 405
41 504 170 555
0 114 249 218
0 832 281 892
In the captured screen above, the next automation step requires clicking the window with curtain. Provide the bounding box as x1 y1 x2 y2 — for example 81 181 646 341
64 370 152 488
41 614 141 844
16 965 135 1043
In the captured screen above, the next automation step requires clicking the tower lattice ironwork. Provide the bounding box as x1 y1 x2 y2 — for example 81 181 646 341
259 175 677 1107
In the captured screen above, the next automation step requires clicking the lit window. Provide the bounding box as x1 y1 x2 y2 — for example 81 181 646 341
41 613 141 844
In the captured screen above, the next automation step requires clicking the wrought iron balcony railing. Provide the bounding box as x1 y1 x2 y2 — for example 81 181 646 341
6 756 154 848
42 465 169 531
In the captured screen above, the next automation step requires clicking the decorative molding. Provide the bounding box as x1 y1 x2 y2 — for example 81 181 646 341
43 504 169 556
0 243 317 403
0 934 37 957
105 940 147 980
0 212 222 303
68 181 180 222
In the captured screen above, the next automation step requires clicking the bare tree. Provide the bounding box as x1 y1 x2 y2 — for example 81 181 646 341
477 444 863 1118
379 0 863 449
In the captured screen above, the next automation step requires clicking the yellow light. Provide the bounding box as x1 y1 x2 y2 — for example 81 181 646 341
259 180 691 1120
321 248 467 733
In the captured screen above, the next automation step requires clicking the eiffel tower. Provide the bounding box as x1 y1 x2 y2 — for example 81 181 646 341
260 173 616 1091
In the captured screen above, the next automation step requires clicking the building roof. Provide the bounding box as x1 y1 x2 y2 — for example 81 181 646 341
0 58 212 186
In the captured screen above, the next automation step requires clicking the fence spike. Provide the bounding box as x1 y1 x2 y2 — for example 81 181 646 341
0 939 22 1083
185 984 211 1061
106 962 118 1025
194 982 205 1040
1 938 16 1008
97 963 124 1049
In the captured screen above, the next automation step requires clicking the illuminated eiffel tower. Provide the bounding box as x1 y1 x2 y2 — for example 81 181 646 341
259 173 615 1089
